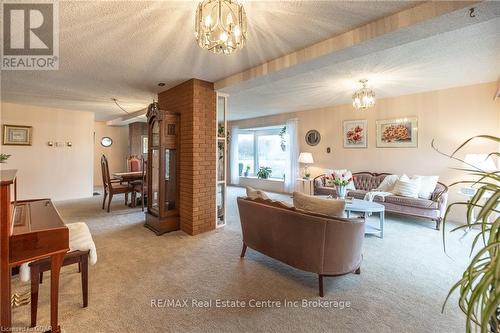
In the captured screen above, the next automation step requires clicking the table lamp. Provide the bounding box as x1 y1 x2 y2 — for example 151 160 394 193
298 152 314 179
461 153 497 195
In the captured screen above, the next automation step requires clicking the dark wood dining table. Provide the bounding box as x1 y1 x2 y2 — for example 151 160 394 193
113 171 143 182
113 171 145 208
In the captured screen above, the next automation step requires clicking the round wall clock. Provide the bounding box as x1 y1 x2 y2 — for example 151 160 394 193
305 130 321 146
101 137 113 147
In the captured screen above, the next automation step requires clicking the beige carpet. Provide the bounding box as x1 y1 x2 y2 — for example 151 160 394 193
11 186 473 332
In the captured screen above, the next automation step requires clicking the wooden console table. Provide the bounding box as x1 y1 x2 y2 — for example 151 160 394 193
1 170 69 333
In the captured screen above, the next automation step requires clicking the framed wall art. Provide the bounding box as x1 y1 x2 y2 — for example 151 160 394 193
2 125 32 146
376 117 418 148
343 119 367 148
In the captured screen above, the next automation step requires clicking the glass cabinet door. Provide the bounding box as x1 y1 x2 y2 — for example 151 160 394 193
150 148 160 215
164 149 176 212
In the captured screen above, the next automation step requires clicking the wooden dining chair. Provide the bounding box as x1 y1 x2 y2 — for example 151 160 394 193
101 155 131 212
126 155 142 172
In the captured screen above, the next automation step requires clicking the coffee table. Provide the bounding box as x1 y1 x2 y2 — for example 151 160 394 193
345 199 385 238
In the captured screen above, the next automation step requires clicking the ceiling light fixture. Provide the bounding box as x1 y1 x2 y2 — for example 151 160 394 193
195 0 247 55
352 79 376 110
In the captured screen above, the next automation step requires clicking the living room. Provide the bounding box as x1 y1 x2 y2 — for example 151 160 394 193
0 1 499 333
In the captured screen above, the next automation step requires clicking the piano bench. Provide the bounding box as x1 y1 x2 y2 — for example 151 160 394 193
28 250 90 328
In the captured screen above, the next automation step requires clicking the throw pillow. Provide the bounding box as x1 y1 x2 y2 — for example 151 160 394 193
375 175 400 192
293 191 346 218
414 175 439 199
392 175 421 198
246 186 270 200
330 169 356 190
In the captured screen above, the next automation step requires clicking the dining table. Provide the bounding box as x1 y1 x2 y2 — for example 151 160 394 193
113 171 145 208
113 171 143 182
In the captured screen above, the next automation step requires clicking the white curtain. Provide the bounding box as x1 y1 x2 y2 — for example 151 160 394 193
230 126 240 185
284 118 299 193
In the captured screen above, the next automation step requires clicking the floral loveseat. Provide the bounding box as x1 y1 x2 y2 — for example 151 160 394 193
313 172 448 230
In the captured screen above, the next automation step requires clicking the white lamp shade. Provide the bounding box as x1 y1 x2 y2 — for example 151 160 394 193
298 152 314 164
464 154 497 171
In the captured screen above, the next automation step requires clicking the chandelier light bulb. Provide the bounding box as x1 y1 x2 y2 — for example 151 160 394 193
204 15 212 28
352 79 376 110
234 25 241 37
195 0 248 55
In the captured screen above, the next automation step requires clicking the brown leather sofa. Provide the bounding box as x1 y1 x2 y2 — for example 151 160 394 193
313 172 449 230
237 197 365 297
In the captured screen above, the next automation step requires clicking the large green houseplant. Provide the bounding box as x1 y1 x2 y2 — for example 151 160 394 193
433 135 499 333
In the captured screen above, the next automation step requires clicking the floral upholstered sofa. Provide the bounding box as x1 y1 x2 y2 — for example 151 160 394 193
313 172 448 230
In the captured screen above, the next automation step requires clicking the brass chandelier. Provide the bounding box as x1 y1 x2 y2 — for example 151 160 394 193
352 79 376 110
195 0 247 55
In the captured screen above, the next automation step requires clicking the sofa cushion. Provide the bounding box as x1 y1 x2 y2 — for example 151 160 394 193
293 192 346 218
414 175 439 200
246 186 270 200
375 175 400 192
385 195 439 210
347 189 367 200
393 175 421 198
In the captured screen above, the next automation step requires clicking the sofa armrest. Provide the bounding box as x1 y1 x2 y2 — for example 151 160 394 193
313 174 326 187
431 185 449 218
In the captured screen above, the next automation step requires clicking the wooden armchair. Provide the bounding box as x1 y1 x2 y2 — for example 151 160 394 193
101 155 131 212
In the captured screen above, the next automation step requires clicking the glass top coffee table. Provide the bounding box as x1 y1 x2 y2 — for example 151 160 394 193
345 198 385 238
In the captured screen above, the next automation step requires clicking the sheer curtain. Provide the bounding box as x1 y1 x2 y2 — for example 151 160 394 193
230 126 240 185
284 118 299 193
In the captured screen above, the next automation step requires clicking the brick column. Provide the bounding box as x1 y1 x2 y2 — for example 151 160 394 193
158 79 216 235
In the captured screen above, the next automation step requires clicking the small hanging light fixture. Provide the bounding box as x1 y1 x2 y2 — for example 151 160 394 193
352 79 376 110
195 0 248 55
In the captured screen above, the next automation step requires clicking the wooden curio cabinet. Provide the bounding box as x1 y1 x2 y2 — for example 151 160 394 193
145 103 180 235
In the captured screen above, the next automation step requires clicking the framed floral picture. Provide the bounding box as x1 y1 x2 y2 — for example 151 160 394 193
2 125 32 146
343 120 367 148
376 117 418 148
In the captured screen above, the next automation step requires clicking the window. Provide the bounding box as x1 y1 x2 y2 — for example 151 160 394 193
237 133 255 175
237 126 287 180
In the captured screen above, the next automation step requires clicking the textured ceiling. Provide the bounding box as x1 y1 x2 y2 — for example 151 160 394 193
1 1 419 120
227 17 500 120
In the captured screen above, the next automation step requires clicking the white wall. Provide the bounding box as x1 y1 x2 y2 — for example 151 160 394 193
94 121 129 187
1 103 94 200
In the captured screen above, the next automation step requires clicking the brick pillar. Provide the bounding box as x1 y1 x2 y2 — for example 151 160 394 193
158 79 216 235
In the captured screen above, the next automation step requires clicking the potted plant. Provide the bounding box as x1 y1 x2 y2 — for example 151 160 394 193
433 135 499 333
279 126 287 152
238 163 244 176
0 154 11 164
218 124 225 138
257 167 272 179
244 165 251 177
332 173 352 199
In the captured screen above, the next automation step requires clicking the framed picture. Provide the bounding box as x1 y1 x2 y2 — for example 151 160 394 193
376 117 418 148
2 125 32 146
343 120 367 148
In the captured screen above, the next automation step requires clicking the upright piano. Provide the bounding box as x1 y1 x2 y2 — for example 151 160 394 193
1 170 69 332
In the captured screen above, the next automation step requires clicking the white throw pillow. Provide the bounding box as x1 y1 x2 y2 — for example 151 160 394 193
393 175 421 198
331 169 356 190
293 192 346 218
246 186 270 200
375 175 400 192
414 175 439 199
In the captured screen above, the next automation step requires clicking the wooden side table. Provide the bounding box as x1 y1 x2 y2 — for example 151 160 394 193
296 178 314 195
